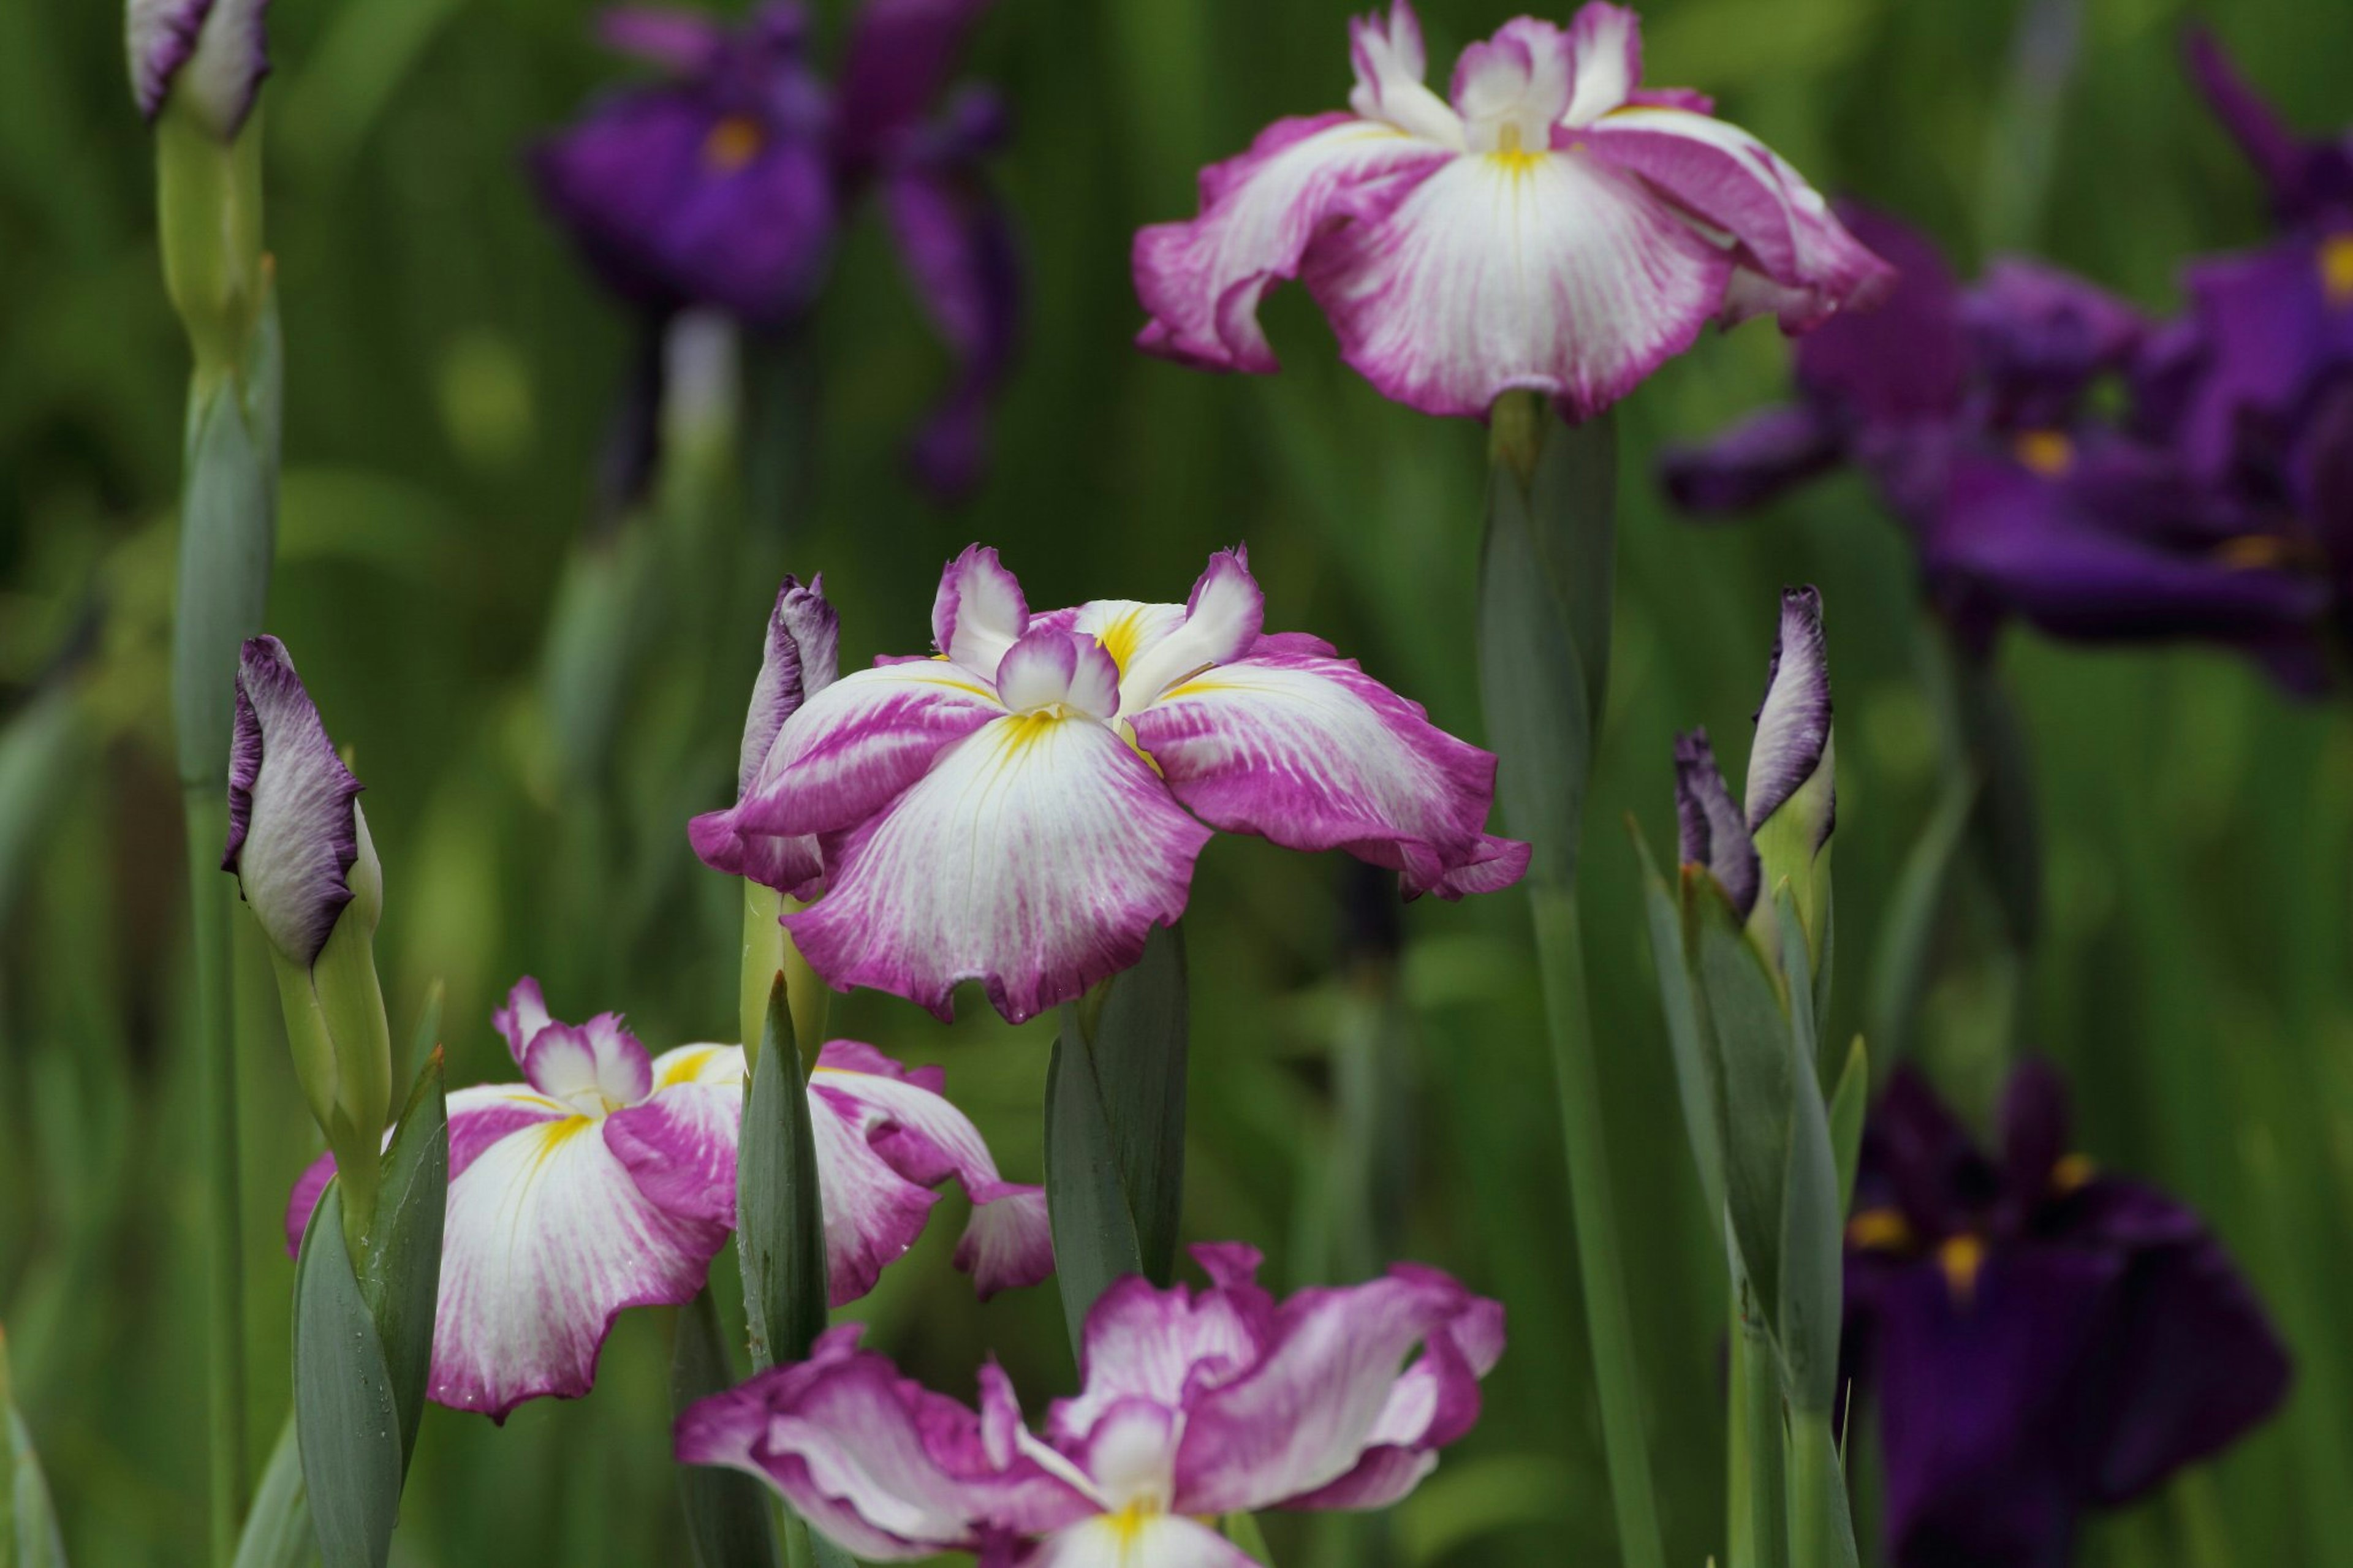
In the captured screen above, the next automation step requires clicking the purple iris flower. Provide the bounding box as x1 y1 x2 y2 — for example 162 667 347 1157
1844 1062 2290 1568
530 0 1021 499
1660 204 2331 686
2127 30 2353 619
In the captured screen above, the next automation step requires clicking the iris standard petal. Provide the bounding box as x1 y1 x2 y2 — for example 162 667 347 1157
783 712 1213 1023
1127 651 1521 898
1105 548 1266 713
523 1012 657 1110
492 974 555 1069
1345 1 1459 145
1133 114 1455 374
224 637 365 968
931 543 1032 681
737 661 1005 839
1303 143 1731 420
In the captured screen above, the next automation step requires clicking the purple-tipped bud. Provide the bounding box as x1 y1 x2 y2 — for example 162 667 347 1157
127 0 271 139
689 574 838 896
225 636 369 968
1746 586 1835 855
1673 729 1759 920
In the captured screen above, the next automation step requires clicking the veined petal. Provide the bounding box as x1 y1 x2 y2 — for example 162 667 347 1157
998 627 1121 721
1029 1512 1257 1568
524 1012 656 1110
814 1040 1054 1299
224 637 364 968
1673 729 1759 920
1125 653 1519 899
1346 1 1459 145
1561 3 1642 127
1577 108 1893 331
933 544 1031 681
1305 146 1730 420
738 661 1004 839
784 714 1213 1023
127 0 270 137
1134 114 1455 374
1110 548 1266 713
808 1074 942 1306
604 1045 748 1228
436 1112 727 1418
493 975 555 1070
1170 1266 1483 1514
1745 586 1833 844
1048 1262 1271 1447
281 1083 575 1255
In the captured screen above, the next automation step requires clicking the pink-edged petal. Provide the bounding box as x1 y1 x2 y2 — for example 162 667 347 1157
1030 1511 1259 1568
1346 1 1459 145
1169 1266 1483 1515
492 975 553 1070
224 637 364 968
604 1045 748 1229
688 805 827 901
1561 2 1642 126
1449 19 1574 150
1578 107 1894 330
523 1012 656 1110
1303 146 1731 420
809 1077 946 1306
1108 548 1267 713
1127 653 1521 899
1284 1294 1509 1510
932 545 1032 681
812 1043 1054 1299
1134 113 1456 374
996 626 1120 721
737 661 1005 839
434 1112 727 1418
1048 1255 1273 1447
784 713 1213 1024
283 1149 335 1255
675 1328 1093 1558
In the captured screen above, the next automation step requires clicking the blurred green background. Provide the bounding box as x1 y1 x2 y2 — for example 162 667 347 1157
5 0 2353 1562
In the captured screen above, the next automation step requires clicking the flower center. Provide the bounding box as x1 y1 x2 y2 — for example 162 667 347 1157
2012 428 2075 477
703 115 766 173
2322 233 2353 309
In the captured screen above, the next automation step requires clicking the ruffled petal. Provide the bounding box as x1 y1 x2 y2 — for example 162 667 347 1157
737 661 1006 839
783 713 1213 1023
1106 549 1267 713
602 1045 748 1228
931 544 1033 681
1561 3 1642 127
1047 1265 1270 1448
523 1012 656 1110
1577 107 1894 331
1279 1297 1506 1509
1126 652 1519 898
434 1110 727 1418
1303 145 1730 419
282 1084 575 1254
492 975 555 1070
1345 1 1459 145
1170 1265 1488 1515
1134 114 1455 374
224 637 365 968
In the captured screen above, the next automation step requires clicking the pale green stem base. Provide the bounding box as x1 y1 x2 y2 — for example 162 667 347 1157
1731 1275 1788 1568
740 879 827 1070
186 789 246 1567
1528 882 1665 1568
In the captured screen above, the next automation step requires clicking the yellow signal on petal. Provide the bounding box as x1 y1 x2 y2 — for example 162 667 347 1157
2052 1153 2096 1193
703 115 765 173
2013 429 2075 477
2321 233 2353 308
1939 1234 1987 1303
1846 1208 1913 1251
1095 608 1151 676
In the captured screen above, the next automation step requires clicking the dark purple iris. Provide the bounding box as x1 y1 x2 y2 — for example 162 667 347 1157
1659 203 2332 687
530 0 1020 499
1844 1062 2290 1568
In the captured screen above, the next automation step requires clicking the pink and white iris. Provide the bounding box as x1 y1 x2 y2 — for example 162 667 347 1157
737 544 1526 1024
286 979 1050 1420
1134 1 1892 420
677 1243 1504 1564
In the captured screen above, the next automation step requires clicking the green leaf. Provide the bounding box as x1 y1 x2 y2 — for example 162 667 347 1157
1696 892 1794 1346
1773 901 1843 1418
232 1417 317 1568
1476 402 1616 887
1631 828 1724 1222
294 1183 403 1568
670 1290 780 1568
357 1051 447 1477
1 1327 69 1568
1044 924 1188 1351
737 979 828 1372
1827 1037 1870 1219
1221 1512 1276 1564
0 688 83 930
1862 776 1977 1064
402 979 444 1089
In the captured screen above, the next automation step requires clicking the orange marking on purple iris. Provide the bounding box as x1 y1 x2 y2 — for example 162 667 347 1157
703 115 765 173
2321 233 2353 308
1846 1207 1912 1251
2013 429 2075 477
1939 1234 1986 1303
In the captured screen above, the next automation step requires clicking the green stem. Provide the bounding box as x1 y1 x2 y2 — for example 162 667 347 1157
740 879 827 1072
1527 883 1665 1568
186 787 247 1567
1787 1407 1859 1568
1731 1274 1788 1568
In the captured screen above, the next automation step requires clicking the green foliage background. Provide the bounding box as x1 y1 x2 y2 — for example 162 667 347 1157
3 0 2351 1562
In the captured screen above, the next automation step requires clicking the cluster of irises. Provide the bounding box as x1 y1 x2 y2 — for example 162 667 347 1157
108 0 2317 1565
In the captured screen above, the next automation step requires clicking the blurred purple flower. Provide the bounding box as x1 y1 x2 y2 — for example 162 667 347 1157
676 1243 1503 1563
1844 1062 2290 1568
530 0 1020 499
1661 204 2332 685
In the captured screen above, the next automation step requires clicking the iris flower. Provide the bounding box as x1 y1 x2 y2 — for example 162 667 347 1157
677 1243 1503 1564
286 979 1049 1419
730 545 1526 1024
1661 205 2330 684
127 0 270 138
531 0 1019 496
1844 1062 2290 1568
1133 0 1889 420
